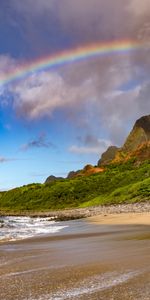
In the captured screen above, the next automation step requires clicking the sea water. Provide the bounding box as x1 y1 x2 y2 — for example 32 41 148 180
0 216 68 241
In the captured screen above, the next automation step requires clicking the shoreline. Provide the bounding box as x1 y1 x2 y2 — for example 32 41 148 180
0 201 150 221
0 208 150 300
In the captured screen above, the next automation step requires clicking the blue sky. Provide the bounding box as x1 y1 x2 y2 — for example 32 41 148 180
0 0 150 189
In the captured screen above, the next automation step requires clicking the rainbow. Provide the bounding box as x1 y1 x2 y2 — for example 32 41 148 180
0 39 143 86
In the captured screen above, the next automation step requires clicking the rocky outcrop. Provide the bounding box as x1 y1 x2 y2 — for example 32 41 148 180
122 115 150 153
67 164 105 179
98 146 119 166
67 170 81 179
45 175 63 184
98 115 150 165
114 115 150 163
82 165 105 176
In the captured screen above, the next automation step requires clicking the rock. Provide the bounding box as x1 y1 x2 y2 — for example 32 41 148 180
98 146 119 166
114 115 150 163
45 175 63 184
67 170 81 179
122 115 150 153
67 164 105 179
83 164 93 171
98 115 150 165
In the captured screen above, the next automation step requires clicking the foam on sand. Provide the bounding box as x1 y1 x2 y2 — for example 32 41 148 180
30 269 142 300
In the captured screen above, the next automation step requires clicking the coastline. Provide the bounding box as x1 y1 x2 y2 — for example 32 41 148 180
0 201 150 221
0 212 150 299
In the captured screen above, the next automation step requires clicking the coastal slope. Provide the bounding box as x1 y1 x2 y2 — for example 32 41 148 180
0 115 149 213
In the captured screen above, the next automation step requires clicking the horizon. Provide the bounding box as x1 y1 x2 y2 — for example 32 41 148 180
0 0 150 189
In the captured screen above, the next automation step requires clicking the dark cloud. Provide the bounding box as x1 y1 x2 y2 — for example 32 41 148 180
0 157 15 163
21 133 55 151
9 0 150 46
70 134 111 155
77 134 107 148
1 0 140 57
2 0 150 64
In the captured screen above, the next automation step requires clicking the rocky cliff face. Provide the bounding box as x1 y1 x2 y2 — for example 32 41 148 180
97 146 119 166
122 115 150 153
114 115 150 163
98 115 150 165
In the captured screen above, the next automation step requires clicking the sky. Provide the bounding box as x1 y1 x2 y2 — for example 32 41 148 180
0 0 150 189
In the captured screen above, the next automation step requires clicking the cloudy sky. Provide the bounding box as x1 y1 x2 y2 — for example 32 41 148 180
0 0 150 189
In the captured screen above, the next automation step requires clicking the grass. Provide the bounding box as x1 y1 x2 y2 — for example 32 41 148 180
80 177 150 207
0 159 149 213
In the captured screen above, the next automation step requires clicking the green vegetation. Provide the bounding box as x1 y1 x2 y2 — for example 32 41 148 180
0 160 150 213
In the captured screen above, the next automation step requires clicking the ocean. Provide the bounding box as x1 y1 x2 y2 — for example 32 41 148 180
0 216 68 242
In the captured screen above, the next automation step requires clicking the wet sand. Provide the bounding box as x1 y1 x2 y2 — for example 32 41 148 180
0 217 150 299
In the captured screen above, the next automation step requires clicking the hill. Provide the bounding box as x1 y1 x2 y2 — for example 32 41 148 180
0 159 149 213
64 114 150 178
0 115 149 213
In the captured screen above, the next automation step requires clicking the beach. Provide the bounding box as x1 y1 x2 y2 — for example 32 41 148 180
88 212 150 225
0 210 150 299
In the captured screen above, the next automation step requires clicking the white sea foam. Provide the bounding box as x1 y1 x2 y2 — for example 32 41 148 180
30 270 141 300
0 216 68 241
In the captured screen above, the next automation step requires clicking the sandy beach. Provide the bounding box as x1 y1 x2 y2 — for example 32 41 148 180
88 212 150 225
0 212 150 300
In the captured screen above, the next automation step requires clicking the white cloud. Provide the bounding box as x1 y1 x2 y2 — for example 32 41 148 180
0 55 19 105
0 55 148 146
12 72 68 119
128 0 150 16
0 48 149 147
0 55 16 90
10 70 97 119
69 139 111 155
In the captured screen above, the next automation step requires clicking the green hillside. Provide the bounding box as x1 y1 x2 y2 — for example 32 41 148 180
0 159 149 213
